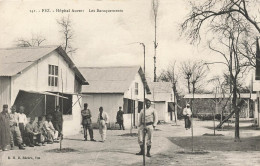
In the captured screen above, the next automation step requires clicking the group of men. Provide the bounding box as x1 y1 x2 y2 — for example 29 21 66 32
81 99 159 157
1 99 164 158
81 104 127 142
81 103 109 142
0 104 63 151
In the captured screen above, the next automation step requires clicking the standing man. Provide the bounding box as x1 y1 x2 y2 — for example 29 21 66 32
97 107 109 142
116 106 125 130
81 103 95 141
9 105 25 150
52 106 63 140
136 99 158 157
183 104 192 130
18 106 28 143
0 105 11 151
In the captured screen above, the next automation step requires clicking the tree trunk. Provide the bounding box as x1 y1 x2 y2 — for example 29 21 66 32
187 78 191 93
233 79 240 141
217 99 245 128
217 110 235 128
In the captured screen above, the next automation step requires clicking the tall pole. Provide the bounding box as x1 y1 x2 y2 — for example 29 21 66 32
191 87 194 152
60 69 64 150
140 43 146 166
214 87 217 136
44 95 47 116
131 88 133 135
152 0 158 82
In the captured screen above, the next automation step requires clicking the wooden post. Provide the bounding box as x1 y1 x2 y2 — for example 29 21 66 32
60 69 64 151
247 99 250 118
191 90 194 152
140 43 146 166
44 95 47 116
174 95 178 125
131 88 133 135
214 87 217 136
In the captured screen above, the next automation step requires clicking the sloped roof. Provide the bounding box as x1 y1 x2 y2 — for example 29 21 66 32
0 46 87 84
147 82 173 101
79 66 150 94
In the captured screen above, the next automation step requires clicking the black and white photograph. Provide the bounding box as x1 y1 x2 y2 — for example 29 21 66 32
0 0 260 165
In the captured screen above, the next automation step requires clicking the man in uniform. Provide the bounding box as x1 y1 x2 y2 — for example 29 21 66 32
18 106 28 143
81 103 95 141
97 107 109 142
136 99 158 157
0 105 11 151
52 106 63 140
116 106 125 130
9 105 25 150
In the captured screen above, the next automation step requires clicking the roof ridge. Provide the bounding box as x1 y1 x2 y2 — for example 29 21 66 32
79 65 140 69
0 45 59 50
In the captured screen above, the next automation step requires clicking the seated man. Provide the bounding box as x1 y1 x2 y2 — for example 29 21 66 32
24 117 41 147
33 116 47 146
43 115 58 144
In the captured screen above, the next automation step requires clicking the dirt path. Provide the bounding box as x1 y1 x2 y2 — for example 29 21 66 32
0 120 259 166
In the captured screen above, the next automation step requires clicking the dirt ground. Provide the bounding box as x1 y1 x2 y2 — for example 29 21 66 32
0 120 259 166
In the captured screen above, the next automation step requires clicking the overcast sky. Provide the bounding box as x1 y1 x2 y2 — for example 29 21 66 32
0 0 252 92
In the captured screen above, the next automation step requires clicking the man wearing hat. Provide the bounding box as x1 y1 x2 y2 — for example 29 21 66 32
9 105 25 150
81 103 95 141
0 105 11 151
43 115 58 143
116 106 125 130
52 106 63 140
136 99 158 157
97 107 109 142
183 104 192 130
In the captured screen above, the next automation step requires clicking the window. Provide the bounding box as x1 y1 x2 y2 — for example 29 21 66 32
135 82 138 95
48 65 58 87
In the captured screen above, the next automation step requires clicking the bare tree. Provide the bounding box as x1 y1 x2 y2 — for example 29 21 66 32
152 0 159 82
16 34 46 47
181 0 260 44
180 60 207 94
207 14 251 141
158 61 179 123
180 0 260 141
158 61 178 95
57 15 77 55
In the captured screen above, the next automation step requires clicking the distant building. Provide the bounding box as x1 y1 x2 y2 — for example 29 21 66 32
0 46 88 135
147 82 175 123
183 93 256 120
79 66 151 129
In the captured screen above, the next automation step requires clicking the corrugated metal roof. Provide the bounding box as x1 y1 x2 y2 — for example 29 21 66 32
79 66 150 93
0 46 87 84
147 82 173 101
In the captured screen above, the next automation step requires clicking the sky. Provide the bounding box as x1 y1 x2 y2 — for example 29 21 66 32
0 0 252 92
